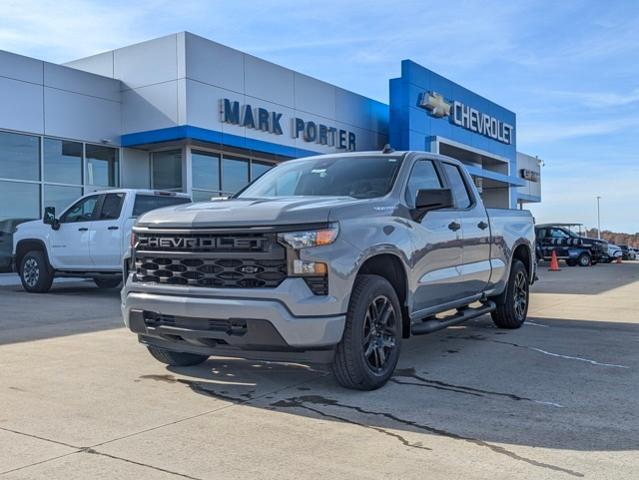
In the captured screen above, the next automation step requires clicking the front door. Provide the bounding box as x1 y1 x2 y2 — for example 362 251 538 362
50 194 100 269
406 159 464 313
90 192 125 270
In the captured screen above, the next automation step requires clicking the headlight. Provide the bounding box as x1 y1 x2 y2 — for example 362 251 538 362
278 224 339 249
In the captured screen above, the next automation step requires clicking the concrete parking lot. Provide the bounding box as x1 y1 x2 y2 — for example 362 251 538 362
1 263 638 479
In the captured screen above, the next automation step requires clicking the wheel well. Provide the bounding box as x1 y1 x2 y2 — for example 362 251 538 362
357 254 410 338
15 240 48 271
513 244 532 279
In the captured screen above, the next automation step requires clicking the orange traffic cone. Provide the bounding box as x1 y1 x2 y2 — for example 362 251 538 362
549 250 561 271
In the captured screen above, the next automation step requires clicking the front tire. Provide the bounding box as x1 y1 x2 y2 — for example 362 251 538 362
19 250 53 293
146 345 209 367
332 275 402 390
578 252 591 267
93 277 122 289
491 259 529 329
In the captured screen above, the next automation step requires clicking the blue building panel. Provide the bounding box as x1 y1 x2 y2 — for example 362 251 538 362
389 60 520 207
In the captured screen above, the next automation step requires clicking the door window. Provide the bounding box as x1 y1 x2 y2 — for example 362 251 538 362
442 163 472 209
98 193 125 220
405 160 442 205
550 228 570 239
60 195 99 223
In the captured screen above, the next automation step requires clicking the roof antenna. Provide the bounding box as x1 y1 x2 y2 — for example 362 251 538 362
382 144 395 154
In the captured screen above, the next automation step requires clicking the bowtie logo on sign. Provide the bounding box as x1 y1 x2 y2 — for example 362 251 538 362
419 92 451 118
418 91 514 145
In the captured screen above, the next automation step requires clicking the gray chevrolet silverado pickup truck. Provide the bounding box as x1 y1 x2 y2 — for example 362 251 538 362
122 150 536 390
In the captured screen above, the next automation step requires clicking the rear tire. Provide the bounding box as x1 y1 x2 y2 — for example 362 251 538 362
332 275 402 390
146 345 209 367
491 259 529 329
93 277 122 289
19 250 53 293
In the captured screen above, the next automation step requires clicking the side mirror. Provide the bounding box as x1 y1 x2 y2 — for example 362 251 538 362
43 206 59 230
415 188 454 212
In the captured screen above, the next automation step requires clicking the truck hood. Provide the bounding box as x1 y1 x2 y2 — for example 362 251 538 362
135 196 359 228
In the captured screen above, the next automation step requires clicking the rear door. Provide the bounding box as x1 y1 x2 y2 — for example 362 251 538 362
441 162 492 298
90 192 125 270
407 159 464 312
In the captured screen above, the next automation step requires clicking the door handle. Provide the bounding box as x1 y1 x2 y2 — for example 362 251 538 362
478 221 489 230
78 227 88 232
448 221 461 232
108 226 119 230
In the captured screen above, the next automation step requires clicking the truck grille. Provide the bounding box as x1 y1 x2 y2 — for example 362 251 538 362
133 231 287 288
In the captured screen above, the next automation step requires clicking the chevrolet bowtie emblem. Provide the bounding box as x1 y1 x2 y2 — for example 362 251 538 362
419 91 451 118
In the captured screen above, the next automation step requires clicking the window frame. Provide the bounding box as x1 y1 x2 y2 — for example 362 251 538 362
186 145 277 199
85 143 120 188
439 161 477 211
0 128 124 222
404 159 444 207
96 192 125 222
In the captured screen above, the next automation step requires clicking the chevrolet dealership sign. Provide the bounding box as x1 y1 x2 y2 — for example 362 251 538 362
419 91 514 145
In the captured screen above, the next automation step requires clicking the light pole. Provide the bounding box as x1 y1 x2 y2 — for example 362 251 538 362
596 196 601 239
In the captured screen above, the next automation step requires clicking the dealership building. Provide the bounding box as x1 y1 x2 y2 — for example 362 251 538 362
0 31 541 228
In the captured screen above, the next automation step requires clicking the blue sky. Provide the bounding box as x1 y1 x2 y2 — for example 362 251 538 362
2 0 638 232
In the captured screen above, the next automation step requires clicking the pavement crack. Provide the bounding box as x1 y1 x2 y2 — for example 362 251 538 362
81 448 205 479
0 426 81 449
271 395 583 478
490 339 630 369
392 368 563 407
389 378 484 397
451 334 630 369
272 398 431 451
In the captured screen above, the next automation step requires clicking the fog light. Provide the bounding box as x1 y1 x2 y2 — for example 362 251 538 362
292 260 327 275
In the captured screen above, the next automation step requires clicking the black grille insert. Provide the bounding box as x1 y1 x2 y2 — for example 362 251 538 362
134 256 287 288
133 231 288 289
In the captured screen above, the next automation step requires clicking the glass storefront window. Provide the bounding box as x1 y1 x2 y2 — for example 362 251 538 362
152 150 183 190
44 185 83 215
222 156 249 194
192 150 220 191
251 161 273 181
0 131 40 181
86 144 119 187
0 180 40 221
43 138 82 185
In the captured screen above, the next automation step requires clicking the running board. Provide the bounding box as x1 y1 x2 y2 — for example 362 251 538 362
410 301 496 336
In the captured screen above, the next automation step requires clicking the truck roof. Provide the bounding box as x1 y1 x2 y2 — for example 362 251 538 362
85 188 190 198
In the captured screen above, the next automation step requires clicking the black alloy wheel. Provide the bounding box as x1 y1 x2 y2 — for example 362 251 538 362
513 270 528 323
362 295 398 374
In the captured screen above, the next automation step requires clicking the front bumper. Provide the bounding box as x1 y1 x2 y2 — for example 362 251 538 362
122 278 346 363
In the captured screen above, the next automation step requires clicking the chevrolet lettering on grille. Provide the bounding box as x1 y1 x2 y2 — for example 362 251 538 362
138 236 266 251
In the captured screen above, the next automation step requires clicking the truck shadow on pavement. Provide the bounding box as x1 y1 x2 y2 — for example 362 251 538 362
143 315 638 479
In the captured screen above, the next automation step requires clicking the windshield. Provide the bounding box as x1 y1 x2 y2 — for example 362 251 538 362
238 155 403 199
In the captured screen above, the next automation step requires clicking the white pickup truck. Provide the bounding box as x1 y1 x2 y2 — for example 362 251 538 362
12 189 191 293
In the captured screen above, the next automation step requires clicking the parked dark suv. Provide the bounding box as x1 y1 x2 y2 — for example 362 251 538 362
535 224 605 267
